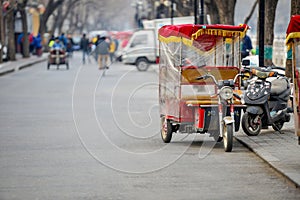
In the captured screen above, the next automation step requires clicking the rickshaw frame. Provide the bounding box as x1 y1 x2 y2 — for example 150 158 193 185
158 24 249 147
286 15 300 144
47 48 69 70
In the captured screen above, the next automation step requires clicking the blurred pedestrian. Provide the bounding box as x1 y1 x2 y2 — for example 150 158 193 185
66 34 74 57
48 35 55 48
59 33 68 48
80 33 90 64
34 33 43 57
241 33 253 59
109 37 117 63
52 37 63 49
93 35 102 62
96 36 110 69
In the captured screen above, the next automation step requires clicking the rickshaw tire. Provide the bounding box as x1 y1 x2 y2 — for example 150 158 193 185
161 117 172 143
66 63 69 70
241 112 261 136
47 63 50 70
223 123 233 152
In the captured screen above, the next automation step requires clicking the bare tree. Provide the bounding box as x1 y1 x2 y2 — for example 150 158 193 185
39 0 64 39
55 0 80 33
291 0 300 15
7 0 16 61
213 0 236 25
205 0 220 24
17 0 30 58
264 0 278 66
244 0 258 25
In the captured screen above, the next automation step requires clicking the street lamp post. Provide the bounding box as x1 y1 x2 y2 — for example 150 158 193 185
258 0 265 67
199 0 204 24
170 0 174 24
194 0 198 24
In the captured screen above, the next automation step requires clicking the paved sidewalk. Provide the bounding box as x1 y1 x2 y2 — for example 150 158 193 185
0 53 47 76
1 60 299 188
235 117 300 188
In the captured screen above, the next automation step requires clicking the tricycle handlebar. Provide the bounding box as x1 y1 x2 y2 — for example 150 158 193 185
195 74 218 85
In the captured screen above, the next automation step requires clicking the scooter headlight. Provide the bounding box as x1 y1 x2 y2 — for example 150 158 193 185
220 86 233 100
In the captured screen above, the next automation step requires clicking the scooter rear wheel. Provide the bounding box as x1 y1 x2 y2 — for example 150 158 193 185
272 121 284 131
242 112 262 136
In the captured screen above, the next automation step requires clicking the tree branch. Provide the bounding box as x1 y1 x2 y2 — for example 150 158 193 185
244 0 258 24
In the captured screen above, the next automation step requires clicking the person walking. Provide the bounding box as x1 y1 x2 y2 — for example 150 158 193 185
241 33 253 59
109 37 116 63
59 33 68 48
96 36 110 70
80 33 90 64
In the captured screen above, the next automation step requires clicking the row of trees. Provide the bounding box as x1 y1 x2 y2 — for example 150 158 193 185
1 0 300 64
0 0 123 63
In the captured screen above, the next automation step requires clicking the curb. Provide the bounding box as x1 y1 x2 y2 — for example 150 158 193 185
0 57 47 77
235 136 300 188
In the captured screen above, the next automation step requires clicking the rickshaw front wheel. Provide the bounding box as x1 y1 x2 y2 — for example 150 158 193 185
223 123 233 152
161 116 172 143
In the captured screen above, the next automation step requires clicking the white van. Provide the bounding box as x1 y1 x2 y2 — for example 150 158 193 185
122 16 194 71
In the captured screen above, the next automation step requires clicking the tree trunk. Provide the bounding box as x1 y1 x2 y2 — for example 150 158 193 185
244 0 258 25
214 0 236 25
19 7 30 58
0 2 4 63
39 0 64 43
205 0 219 24
291 0 300 15
264 0 278 66
7 0 16 61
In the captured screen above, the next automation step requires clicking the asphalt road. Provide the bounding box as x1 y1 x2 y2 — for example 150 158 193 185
0 52 299 199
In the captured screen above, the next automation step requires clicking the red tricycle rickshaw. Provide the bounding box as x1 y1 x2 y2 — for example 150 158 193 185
158 24 249 152
286 15 300 144
47 47 69 70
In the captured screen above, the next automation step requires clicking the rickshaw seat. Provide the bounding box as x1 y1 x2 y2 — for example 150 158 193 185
181 66 239 84
183 94 242 106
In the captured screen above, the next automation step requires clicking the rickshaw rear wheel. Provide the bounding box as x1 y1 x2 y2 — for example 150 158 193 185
161 116 172 143
66 63 69 70
223 123 233 152
47 63 50 70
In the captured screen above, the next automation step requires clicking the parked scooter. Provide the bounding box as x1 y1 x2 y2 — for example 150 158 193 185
241 66 293 136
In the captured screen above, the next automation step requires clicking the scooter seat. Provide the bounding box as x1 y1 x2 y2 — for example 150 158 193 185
270 78 288 95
